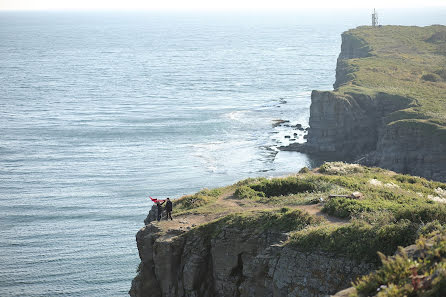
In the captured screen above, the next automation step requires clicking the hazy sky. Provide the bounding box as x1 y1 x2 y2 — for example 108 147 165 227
1 0 446 11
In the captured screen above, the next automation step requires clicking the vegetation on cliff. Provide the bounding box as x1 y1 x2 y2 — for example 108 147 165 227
135 162 446 296
170 162 446 264
336 25 446 140
353 231 446 297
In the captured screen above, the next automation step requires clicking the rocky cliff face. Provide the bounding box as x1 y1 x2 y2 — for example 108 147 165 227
368 121 446 181
299 31 446 181
305 91 413 157
334 32 372 89
129 210 374 297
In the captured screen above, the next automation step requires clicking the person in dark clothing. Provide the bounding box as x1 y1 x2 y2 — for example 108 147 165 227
156 200 165 222
165 198 173 220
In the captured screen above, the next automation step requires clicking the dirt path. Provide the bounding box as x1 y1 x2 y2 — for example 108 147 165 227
217 191 348 225
155 189 348 238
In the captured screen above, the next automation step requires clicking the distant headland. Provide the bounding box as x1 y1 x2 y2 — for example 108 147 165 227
283 25 446 182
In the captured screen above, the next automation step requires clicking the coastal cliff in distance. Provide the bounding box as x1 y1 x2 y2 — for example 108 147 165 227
284 26 446 181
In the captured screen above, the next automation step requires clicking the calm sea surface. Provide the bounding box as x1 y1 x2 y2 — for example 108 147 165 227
1 9 445 297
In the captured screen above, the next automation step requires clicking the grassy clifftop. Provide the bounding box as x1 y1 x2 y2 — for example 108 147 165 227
170 163 446 262
148 162 446 295
335 25 446 136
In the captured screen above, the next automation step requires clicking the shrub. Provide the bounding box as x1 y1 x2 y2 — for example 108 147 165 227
319 162 363 175
302 175 337 193
193 208 324 238
299 167 310 174
354 231 446 297
435 68 446 80
174 194 214 210
417 220 445 237
248 208 323 232
421 73 442 82
234 186 264 200
249 177 316 197
290 220 418 262
323 198 377 218
426 31 446 43
394 203 446 224
235 177 266 186
394 174 421 184
351 210 396 226
198 188 222 197
173 188 222 212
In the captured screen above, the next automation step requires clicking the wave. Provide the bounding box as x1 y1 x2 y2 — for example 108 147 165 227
222 110 250 122
190 140 256 174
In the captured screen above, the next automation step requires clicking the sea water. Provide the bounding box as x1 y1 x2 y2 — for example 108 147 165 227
0 9 445 297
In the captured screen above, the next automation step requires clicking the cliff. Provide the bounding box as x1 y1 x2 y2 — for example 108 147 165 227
285 26 446 181
130 163 446 297
130 210 373 297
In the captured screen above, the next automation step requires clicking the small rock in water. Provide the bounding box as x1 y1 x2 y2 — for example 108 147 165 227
272 119 290 128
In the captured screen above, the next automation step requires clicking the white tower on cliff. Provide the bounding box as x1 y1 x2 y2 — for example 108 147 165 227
372 8 378 27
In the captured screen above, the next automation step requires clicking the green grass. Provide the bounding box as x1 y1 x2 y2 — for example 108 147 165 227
190 208 325 239
171 162 446 265
153 163 446 297
173 187 223 215
289 220 418 262
334 25 446 142
243 177 317 197
313 166 446 223
233 175 340 205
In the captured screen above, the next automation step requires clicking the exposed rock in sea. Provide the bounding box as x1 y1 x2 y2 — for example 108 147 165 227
272 119 290 128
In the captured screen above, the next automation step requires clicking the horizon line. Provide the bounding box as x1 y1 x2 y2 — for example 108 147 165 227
1 6 446 12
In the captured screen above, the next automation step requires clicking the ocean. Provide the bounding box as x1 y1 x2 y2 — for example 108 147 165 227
1 9 445 297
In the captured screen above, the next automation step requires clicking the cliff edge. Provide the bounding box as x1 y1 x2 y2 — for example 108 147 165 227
284 26 446 181
130 163 446 296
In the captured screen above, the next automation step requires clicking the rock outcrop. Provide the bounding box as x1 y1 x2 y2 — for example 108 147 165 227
130 209 374 297
285 27 446 182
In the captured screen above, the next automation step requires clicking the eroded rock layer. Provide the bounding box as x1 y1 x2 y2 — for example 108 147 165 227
129 211 374 297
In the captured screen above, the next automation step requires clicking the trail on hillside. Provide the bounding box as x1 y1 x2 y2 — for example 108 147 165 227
154 189 348 240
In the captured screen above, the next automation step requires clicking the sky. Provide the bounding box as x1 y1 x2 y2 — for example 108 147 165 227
1 0 446 11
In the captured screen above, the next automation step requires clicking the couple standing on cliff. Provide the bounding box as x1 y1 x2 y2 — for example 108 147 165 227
149 196 174 221
156 198 173 221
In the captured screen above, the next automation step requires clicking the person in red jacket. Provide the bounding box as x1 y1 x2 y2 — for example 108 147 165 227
156 200 165 221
